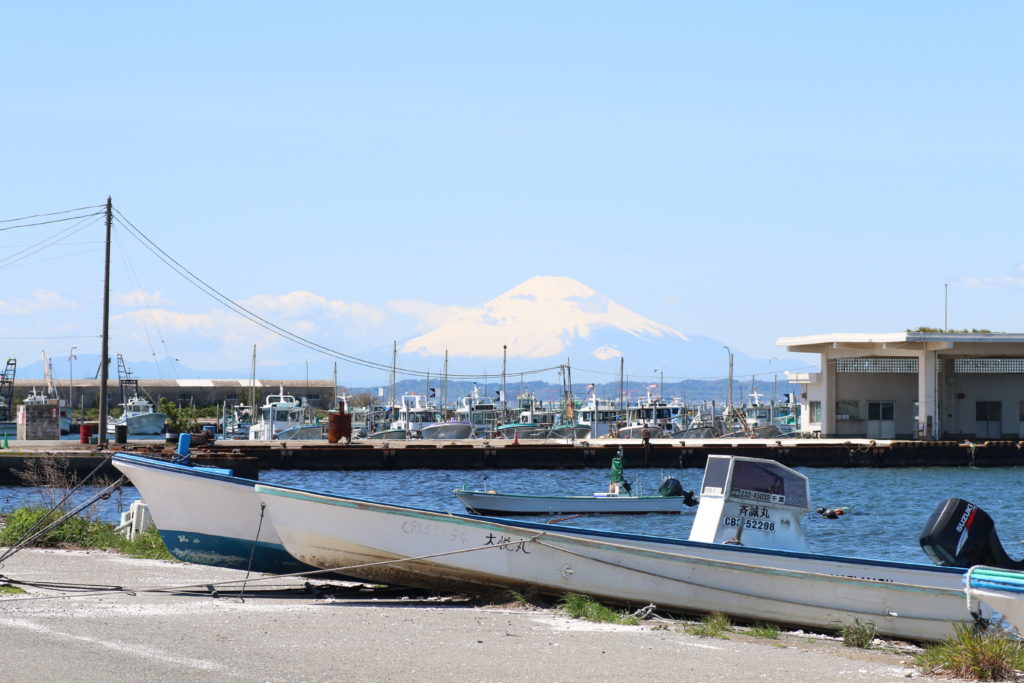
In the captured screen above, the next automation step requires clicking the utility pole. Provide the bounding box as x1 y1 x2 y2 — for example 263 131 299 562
944 283 948 332
99 197 112 444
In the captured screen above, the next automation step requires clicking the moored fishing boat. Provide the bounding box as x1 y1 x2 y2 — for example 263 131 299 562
454 452 696 514
254 454 1020 642
107 393 167 435
249 387 322 440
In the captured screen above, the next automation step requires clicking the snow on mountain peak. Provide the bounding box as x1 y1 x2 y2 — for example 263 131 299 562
401 276 687 359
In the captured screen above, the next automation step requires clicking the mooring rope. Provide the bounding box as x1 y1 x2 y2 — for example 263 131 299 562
0 534 546 603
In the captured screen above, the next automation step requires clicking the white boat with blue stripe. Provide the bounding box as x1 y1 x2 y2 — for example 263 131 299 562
254 454 1024 642
112 452 316 575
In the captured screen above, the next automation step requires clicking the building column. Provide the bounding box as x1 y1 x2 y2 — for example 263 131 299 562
823 351 836 437
917 349 937 440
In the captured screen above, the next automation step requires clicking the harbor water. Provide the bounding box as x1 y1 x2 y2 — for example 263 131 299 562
2 465 1023 565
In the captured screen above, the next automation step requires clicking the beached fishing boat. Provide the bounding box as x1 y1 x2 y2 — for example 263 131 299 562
454 452 697 514
111 452 316 574
254 454 1019 642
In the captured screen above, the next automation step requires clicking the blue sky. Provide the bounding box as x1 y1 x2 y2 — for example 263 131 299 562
1 3 1022 384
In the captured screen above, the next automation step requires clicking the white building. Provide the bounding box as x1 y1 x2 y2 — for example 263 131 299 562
777 332 1024 440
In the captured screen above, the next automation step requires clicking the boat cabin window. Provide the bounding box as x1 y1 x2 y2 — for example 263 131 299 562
730 460 809 509
700 457 731 495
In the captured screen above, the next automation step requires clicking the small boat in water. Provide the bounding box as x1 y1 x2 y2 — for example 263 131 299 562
454 451 696 514
253 454 1024 642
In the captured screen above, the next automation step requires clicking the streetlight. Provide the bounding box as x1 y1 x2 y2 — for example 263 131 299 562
68 346 77 423
722 346 734 409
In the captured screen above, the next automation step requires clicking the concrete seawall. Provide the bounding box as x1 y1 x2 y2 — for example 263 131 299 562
1 437 1021 484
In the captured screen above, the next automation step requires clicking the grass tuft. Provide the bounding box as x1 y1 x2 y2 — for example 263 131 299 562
1 584 26 595
687 612 733 638
916 622 1024 681
838 618 876 648
0 507 174 560
557 593 639 625
748 622 781 639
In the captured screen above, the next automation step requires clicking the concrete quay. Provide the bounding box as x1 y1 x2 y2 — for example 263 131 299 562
0 548 944 682
2 436 1023 484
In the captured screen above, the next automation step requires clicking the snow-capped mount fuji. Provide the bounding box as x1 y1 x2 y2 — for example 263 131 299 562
399 276 770 379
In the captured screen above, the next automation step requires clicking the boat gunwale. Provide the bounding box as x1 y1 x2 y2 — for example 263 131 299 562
251 479 968 577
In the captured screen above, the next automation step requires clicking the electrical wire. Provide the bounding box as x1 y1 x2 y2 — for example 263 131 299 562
0 213 103 270
113 210 563 381
0 211 104 232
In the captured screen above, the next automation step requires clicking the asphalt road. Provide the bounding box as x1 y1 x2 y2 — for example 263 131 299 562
0 549 944 682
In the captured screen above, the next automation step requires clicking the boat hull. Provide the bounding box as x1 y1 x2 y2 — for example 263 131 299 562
419 422 475 440
276 424 324 440
112 453 315 574
256 484 985 642
454 489 682 514
546 425 591 440
107 412 167 436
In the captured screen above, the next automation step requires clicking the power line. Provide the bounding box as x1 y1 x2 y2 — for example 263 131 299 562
0 214 102 270
112 210 562 381
0 211 105 232
0 204 104 223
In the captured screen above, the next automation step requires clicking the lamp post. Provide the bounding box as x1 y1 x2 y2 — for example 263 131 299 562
68 346 77 423
722 346 734 410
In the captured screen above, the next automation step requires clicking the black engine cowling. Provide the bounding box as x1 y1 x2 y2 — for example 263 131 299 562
919 498 1024 569
658 477 683 497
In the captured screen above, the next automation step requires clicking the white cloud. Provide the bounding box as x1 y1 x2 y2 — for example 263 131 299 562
242 291 386 326
386 299 479 331
0 290 77 315
112 289 174 307
960 265 1024 290
592 345 622 360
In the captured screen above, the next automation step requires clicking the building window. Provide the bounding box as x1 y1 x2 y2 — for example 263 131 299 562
976 401 1002 422
955 358 1024 374
225 392 238 401
306 393 320 400
836 400 861 420
836 357 918 374
809 401 822 424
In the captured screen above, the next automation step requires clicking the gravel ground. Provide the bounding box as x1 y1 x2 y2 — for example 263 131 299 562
0 548 949 682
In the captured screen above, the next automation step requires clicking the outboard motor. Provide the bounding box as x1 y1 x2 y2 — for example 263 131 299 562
919 498 1024 569
658 477 684 497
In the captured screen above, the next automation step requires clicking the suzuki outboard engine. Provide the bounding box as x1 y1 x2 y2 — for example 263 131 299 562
658 477 683 497
919 498 1024 569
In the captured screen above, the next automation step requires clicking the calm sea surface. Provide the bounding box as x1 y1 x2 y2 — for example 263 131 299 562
3 466 1023 565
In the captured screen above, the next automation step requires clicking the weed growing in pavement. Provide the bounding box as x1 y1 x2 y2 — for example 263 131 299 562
557 593 639 625
916 623 1024 681
0 584 26 594
838 618 877 648
748 622 781 639
687 612 733 639
507 589 527 605
0 507 174 560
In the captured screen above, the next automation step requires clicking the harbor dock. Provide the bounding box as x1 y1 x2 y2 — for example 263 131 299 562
1 437 1022 484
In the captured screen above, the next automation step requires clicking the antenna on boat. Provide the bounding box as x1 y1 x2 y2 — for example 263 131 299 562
98 196 112 445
